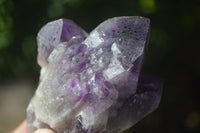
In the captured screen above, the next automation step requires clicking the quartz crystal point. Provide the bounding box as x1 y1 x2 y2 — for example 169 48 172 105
27 17 163 133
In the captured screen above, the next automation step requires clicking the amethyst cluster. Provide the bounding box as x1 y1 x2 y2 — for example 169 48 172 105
27 16 163 133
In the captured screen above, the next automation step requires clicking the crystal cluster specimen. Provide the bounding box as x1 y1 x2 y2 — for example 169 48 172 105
27 16 163 133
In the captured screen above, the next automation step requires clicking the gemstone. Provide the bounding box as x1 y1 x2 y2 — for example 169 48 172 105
27 16 163 133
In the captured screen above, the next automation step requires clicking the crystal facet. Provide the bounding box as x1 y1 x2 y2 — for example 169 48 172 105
27 16 163 133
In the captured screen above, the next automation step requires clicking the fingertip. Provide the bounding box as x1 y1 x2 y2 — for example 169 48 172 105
12 120 29 133
33 128 55 133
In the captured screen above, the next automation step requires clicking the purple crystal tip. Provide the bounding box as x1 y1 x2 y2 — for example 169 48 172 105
27 16 163 133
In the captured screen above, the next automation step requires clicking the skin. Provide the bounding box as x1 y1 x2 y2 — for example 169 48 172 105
12 120 55 133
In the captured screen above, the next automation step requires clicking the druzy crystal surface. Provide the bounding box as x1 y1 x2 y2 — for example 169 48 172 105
27 17 163 133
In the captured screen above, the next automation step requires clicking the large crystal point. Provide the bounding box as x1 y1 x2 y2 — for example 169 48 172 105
27 17 163 133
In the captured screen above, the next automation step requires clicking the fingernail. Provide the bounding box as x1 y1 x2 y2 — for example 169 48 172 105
34 128 55 133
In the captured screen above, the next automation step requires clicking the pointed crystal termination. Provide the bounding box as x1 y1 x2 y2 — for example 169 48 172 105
27 17 163 133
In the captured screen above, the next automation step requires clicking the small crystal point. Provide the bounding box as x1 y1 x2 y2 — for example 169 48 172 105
27 16 163 133
106 75 163 132
37 19 87 66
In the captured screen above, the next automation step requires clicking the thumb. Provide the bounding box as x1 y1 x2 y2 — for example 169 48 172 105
34 129 55 133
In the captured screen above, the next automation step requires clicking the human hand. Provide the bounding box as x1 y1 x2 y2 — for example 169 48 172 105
12 120 54 133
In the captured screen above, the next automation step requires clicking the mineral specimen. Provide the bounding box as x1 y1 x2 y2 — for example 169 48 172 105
27 16 163 133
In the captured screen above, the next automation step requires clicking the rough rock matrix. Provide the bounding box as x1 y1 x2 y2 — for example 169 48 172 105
27 16 163 133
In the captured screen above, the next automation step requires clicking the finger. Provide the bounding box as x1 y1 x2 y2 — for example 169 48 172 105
34 128 55 133
12 120 29 133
